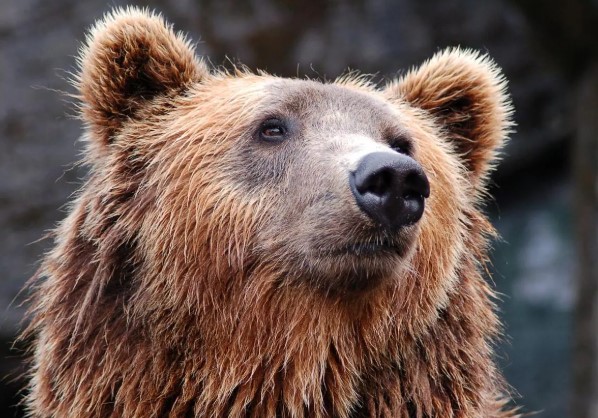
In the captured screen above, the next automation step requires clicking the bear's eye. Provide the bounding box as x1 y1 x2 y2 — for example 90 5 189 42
388 137 412 155
258 118 288 143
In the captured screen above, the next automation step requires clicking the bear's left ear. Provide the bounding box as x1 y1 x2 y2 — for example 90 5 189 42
384 48 513 189
76 7 208 147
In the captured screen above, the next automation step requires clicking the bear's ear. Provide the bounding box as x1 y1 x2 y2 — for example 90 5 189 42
384 48 513 189
76 7 208 145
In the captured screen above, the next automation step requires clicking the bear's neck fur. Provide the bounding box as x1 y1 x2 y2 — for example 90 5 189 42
25 185 515 418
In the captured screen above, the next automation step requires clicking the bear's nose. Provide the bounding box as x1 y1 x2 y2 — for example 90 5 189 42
349 152 430 230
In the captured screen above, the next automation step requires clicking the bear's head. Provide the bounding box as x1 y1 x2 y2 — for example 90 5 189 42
27 7 514 417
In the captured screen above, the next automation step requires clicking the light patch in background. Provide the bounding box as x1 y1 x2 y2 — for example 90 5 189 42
515 211 574 311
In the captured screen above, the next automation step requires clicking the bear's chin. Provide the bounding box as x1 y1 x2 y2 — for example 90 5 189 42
298 237 416 296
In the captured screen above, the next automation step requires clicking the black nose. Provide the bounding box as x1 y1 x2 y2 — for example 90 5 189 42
350 152 430 229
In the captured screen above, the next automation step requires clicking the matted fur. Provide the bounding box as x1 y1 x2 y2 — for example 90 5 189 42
23 7 517 418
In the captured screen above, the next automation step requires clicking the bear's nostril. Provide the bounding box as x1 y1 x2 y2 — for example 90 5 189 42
403 170 431 200
350 152 429 230
359 168 394 197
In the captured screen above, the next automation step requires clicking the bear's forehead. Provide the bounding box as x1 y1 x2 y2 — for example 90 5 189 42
259 78 402 131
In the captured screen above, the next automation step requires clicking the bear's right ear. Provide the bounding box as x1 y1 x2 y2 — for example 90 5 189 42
76 7 208 145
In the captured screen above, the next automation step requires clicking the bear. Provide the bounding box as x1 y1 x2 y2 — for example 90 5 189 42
22 7 516 418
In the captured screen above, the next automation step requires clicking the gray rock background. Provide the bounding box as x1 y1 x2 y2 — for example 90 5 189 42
0 0 579 416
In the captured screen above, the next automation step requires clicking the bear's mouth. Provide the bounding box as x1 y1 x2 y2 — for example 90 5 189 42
299 228 418 294
317 236 407 258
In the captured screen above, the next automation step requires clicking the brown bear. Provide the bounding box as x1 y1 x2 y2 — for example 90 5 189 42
23 7 517 418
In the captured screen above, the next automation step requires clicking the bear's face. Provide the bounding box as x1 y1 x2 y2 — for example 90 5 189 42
77 9 510 313
210 79 459 294
102 75 462 302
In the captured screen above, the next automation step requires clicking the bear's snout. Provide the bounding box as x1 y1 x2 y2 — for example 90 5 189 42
350 152 430 230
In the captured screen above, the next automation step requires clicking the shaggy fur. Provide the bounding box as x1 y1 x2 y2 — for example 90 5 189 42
23 7 516 418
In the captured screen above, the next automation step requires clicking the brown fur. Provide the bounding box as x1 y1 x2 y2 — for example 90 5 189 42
23 7 517 418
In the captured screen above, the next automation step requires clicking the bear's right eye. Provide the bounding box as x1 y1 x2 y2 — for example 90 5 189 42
258 118 288 143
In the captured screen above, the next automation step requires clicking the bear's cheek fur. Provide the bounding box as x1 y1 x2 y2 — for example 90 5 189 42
402 111 470 314
120 91 275 290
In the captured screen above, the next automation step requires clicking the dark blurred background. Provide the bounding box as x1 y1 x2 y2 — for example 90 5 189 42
1 0 597 417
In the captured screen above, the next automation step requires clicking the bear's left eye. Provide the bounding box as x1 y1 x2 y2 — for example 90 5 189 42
258 118 288 143
388 136 412 155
